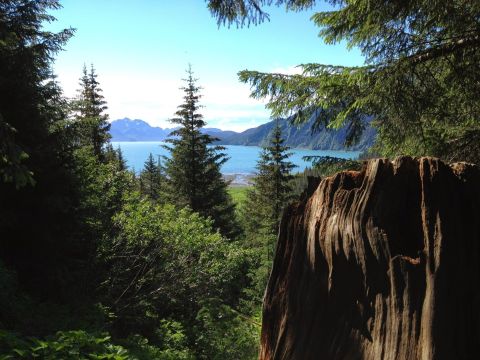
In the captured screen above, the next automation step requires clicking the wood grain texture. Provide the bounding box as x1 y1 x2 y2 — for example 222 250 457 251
260 157 480 360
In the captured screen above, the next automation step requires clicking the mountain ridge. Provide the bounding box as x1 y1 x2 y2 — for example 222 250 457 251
215 116 375 151
109 117 375 151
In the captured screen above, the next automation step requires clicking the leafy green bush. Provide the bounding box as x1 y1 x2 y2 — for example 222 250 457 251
194 299 260 360
98 193 255 350
0 330 129 359
121 321 194 360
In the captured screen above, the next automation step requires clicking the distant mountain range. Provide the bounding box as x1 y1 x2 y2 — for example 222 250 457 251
109 118 172 141
109 116 375 151
109 118 237 142
216 115 375 151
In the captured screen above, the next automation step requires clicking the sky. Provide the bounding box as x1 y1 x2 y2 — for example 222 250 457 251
47 0 364 132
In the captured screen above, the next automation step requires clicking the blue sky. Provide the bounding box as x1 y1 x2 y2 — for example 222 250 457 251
48 0 364 131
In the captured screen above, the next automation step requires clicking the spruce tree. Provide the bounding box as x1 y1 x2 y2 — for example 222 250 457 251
116 147 127 171
104 144 128 172
163 66 240 239
243 121 295 242
73 64 110 159
210 0 480 163
242 121 295 298
265 123 296 232
139 153 163 202
0 0 81 297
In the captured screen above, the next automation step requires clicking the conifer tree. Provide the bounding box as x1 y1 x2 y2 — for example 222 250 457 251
209 0 480 163
163 66 240 239
242 121 295 297
104 144 127 171
0 0 80 296
139 153 163 202
116 147 127 171
243 121 295 243
73 64 110 159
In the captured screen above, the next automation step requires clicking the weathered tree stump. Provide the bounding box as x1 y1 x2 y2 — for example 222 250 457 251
260 157 480 360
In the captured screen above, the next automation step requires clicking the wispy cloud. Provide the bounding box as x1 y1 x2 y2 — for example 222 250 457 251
207 117 269 132
58 69 271 131
270 65 303 75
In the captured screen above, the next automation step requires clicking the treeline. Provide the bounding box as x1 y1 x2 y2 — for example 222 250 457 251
0 2 300 358
3 0 478 358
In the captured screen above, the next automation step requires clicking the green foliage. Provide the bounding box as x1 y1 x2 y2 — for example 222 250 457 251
118 323 194 360
228 186 249 208
163 66 240 239
0 0 85 300
207 0 315 27
211 0 480 163
0 2 259 359
0 117 34 188
98 193 252 339
240 123 295 305
242 230 277 308
71 64 111 160
243 122 296 237
72 146 134 241
304 155 362 176
0 330 129 360
194 299 259 360
139 153 164 202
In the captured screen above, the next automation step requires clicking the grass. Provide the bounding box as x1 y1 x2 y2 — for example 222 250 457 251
228 186 249 208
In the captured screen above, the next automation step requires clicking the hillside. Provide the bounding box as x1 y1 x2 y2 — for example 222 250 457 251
110 117 375 151
216 115 375 151
109 118 236 142
109 118 173 141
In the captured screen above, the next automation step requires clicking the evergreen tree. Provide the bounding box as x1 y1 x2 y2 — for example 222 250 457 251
242 121 295 299
116 147 127 171
265 123 296 232
163 66 240 239
104 144 127 172
209 0 480 163
72 64 110 159
139 153 163 202
243 122 295 243
0 0 80 297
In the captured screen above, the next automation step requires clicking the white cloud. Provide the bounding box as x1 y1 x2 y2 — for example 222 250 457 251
56 68 272 131
270 65 303 75
207 117 269 132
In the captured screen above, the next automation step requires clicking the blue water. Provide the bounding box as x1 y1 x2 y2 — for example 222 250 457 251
111 142 360 175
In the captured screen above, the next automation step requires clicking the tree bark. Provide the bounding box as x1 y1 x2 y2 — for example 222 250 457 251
260 156 480 360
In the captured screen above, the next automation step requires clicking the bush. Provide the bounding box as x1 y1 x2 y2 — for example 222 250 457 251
98 193 255 352
0 330 129 359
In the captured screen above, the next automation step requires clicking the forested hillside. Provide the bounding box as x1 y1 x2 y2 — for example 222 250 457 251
207 0 480 359
109 118 239 142
110 116 375 150
1 0 479 359
110 118 173 141
216 114 375 150
0 3 260 358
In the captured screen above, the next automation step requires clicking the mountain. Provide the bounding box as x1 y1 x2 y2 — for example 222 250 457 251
109 116 375 151
109 118 238 142
109 118 173 141
216 115 375 151
203 128 238 140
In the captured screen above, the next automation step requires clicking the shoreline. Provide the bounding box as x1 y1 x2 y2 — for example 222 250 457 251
223 173 255 187
111 140 364 153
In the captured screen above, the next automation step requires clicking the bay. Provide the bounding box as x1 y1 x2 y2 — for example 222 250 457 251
111 141 360 182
